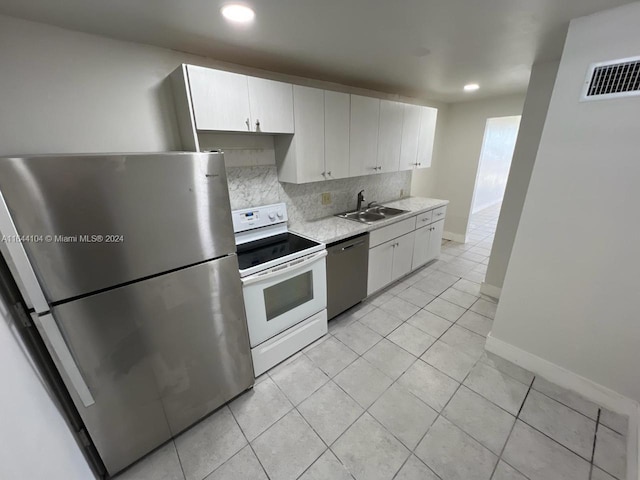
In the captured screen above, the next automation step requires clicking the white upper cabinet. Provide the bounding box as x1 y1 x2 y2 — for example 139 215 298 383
275 86 324 184
416 107 438 169
324 91 350 180
377 100 403 173
172 64 439 181
399 104 422 171
187 65 252 132
349 95 380 177
247 77 294 134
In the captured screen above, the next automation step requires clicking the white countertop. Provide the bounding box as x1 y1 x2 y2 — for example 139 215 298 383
289 196 449 244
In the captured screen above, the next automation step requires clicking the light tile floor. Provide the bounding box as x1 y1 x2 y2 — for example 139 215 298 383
115 203 629 480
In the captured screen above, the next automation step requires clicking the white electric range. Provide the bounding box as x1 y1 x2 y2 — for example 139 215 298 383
232 203 328 376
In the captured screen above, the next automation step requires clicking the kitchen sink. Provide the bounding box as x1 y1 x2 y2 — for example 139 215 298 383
366 206 407 217
336 205 409 224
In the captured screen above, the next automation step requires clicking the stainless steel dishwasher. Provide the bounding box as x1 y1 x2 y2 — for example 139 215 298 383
326 233 369 319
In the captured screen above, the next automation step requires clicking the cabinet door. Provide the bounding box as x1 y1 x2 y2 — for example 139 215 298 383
324 91 350 180
292 86 325 183
412 225 431 270
349 95 380 177
367 241 394 295
392 231 416 281
416 107 438 169
399 104 422 171
247 77 294 133
426 219 444 261
377 100 403 173
187 66 251 132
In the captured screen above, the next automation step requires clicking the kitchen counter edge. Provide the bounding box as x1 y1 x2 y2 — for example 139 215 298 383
289 196 449 244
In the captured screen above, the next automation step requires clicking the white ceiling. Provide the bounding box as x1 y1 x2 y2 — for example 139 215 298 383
0 0 632 102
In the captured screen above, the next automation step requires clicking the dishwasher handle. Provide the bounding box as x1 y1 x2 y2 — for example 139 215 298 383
341 240 366 251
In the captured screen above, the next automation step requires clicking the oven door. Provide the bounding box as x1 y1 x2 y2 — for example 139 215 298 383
241 250 327 347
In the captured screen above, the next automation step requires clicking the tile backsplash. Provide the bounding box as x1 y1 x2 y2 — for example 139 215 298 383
201 133 413 224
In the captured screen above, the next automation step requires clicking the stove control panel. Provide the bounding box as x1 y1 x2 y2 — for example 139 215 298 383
232 203 288 234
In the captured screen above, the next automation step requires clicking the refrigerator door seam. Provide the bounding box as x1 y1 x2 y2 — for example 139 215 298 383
0 189 49 313
34 312 95 407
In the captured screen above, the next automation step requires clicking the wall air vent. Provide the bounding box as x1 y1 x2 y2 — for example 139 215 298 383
581 56 640 101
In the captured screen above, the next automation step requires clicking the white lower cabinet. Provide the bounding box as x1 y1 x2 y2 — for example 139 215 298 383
367 208 447 296
412 225 431 270
392 231 415 281
412 218 445 270
426 219 444 261
368 230 415 295
367 241 394 295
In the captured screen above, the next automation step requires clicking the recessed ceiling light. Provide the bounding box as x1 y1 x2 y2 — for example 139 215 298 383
464 83 480 92
221 4 255 24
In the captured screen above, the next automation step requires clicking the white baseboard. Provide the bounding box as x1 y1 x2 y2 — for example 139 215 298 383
485 333 639 480
443 231 467 243
480 282 501 299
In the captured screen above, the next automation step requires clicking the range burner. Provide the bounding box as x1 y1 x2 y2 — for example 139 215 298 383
237 232 320 271
232 203 325 277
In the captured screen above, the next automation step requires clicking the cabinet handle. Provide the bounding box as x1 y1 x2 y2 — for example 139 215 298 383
417 163 421 166
245 118 250 130
437 212 443 216
327 171 332 176
255 119 261 130
321 172 326 177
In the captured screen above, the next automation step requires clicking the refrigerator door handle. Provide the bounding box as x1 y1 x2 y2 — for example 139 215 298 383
36 313 95 407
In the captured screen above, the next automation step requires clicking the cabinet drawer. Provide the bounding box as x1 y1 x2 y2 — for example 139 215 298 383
415 210 433 226
369 217 417 248
432 206 447 221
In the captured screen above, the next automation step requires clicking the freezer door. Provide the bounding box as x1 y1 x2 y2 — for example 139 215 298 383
0 152 235 303
43 255 253 476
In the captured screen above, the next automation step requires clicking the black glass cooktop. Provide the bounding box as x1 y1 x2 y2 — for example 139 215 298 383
237 232 320 271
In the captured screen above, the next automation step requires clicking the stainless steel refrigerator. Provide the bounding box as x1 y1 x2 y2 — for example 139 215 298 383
0 152 254 476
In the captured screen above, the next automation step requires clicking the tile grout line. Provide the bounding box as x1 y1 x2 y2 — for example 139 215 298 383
588 409 602 480
226 402 273 480
488 376 536 480
264 366 333 480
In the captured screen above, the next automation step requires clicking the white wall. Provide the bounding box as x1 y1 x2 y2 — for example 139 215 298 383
483 61 560 293
0 14 446 155
433 94 525 241
492 2 640 403
471 115 521 213
0 298 95 479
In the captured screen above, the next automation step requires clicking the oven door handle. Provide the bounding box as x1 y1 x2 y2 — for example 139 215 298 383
241 250 327 286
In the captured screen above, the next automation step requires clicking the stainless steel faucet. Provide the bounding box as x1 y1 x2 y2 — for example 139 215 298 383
357 190 366 211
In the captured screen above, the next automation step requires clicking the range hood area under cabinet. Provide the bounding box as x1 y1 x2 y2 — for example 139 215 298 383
169 64 437 184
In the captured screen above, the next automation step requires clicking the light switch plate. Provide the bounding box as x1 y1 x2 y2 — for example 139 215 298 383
321 192 331 205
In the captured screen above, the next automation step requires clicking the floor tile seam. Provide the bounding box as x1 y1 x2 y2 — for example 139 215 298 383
506 399 599 468
169 439 189 480
527 383 601 423
238 386 295 445
300 343 359 380
226 406 273 480
501 375 604 471
325 368 414 477
261 367 334 474
408 351 486 463
489 375 535 480
389 452 443 480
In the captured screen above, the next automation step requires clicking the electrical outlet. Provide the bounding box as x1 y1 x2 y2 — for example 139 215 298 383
400 189 404 197
321 192 331 205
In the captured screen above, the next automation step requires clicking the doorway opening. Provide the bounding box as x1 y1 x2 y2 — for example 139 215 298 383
470 115 521 218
